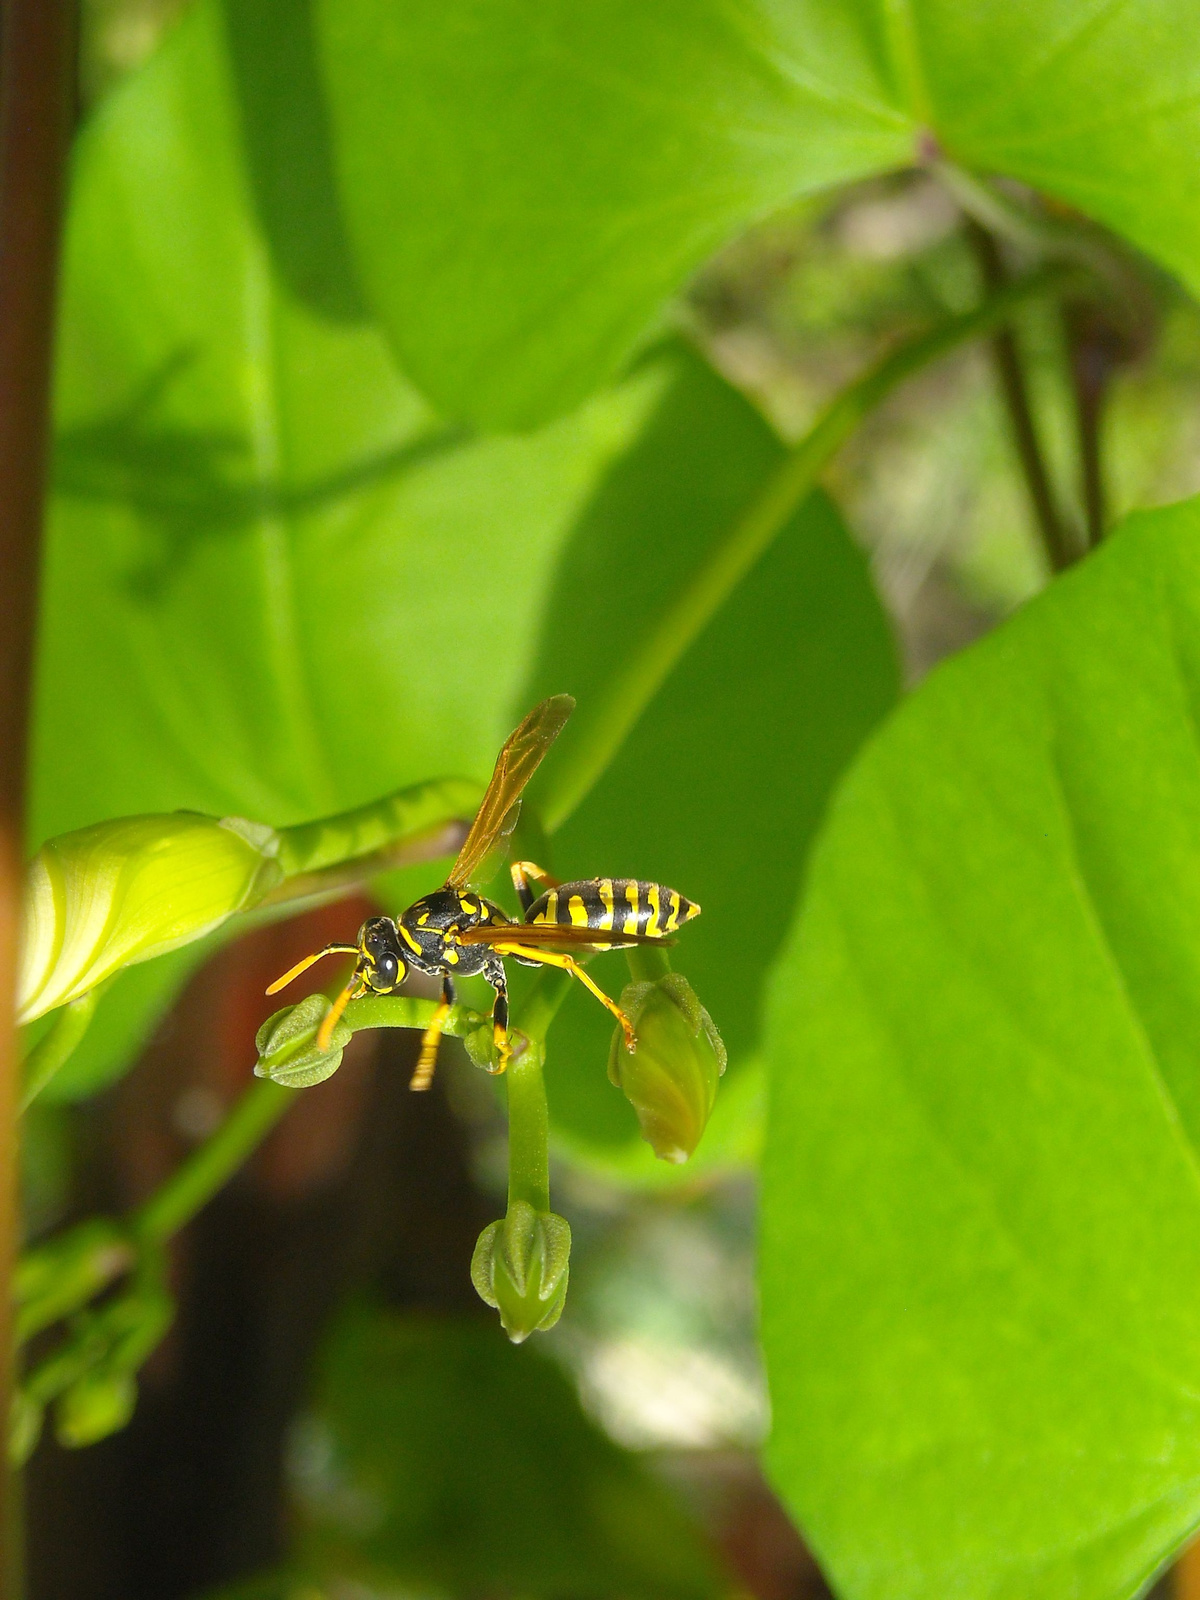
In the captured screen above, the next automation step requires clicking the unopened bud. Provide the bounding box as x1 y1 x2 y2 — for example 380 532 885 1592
471 1201 571 1342
255 995 352 1087
55 1370 137 1449
607 972 726 1163
16 1218 134 1343
19 813 282 1024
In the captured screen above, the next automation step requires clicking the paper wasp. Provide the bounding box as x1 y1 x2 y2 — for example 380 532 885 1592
266 695 700 1090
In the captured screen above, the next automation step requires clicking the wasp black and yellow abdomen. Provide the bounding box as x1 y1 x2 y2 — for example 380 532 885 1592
525 878 699 938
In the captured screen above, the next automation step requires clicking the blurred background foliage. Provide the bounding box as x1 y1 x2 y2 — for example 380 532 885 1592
21 1 1200 1598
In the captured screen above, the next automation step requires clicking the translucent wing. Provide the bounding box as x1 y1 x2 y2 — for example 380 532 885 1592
446 695 575 890
458 921 673 951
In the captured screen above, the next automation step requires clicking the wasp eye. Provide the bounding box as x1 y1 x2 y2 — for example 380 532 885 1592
366 951 401 992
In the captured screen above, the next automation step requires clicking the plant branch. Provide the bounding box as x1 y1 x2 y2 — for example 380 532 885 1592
502 970 571 1215
0 0 77 1584
134 1077 294 1243
934 161 1137 308
20 987 102 1109
1061 297 1135 548
538 261 1067 830
964 222 1079 574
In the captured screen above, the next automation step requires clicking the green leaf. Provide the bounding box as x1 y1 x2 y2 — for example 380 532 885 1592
295 1305 722 1598
518 348 898 1169
316 0 1200 427
761 496 1200 1600
30 0 682 1093
39 0 665 840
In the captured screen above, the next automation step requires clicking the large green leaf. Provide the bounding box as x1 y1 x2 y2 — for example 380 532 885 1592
517 349 898 1167
761 497 1200 1600
294 1306 722 1598
31 0 670 1093
39 0 664 843
35 1 897 1112
316 0 1200 427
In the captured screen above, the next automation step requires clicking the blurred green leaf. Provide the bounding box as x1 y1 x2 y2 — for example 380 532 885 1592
295 1305 722 1599
316 0 1200 427
761 496 1200 1600
520 349 898 1168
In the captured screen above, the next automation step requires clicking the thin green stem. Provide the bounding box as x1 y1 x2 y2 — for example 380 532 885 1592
539 263 1066 832
20 986 101 1109
512 967 572 1051
339 993 485 1037
134 1077 292 1243
626 945 671 984
500 969 571 1215
505 1046 550 1214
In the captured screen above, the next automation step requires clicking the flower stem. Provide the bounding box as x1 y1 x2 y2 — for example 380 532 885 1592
539 263 1066 831
505 1043 550 1215
503 968 571 1215
20 986 103 1109
964 220 1079 573
135 1078 293 1243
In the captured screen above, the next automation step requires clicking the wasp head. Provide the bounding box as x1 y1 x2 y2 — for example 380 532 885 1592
357 916 408 993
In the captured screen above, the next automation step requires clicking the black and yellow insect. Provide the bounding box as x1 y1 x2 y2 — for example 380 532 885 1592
266 695 700 1090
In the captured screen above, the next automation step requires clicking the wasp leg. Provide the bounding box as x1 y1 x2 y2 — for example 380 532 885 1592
510 860 560 915
316 972 368 1052
490 942 636 1051
411 973 456 1092
488 972 513 1075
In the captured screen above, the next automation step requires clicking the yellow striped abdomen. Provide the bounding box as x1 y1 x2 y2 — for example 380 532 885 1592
525 878 699 938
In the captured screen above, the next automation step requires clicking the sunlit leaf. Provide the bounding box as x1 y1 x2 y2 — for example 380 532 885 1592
761 497 1200 1600
32 0 670 1093
316 0 1200 426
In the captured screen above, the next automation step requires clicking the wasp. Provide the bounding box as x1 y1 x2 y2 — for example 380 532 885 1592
266 695 700 1090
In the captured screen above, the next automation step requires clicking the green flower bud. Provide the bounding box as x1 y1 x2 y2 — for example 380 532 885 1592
607 972 726 1163
254 995 352 1087
55 1370 137 1450
19 812 283 1024
471 1200 571 1343
16 1217 134 1343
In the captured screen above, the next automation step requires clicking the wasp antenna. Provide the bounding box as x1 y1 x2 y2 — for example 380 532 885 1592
316 976 358 1052
265 944 357 996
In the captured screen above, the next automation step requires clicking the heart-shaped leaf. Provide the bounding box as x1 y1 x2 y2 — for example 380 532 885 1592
761 496 1200 1600
316 0 1200 426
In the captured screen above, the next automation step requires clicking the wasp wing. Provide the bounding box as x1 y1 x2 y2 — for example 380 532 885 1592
458 921 673 952
447 695 574 889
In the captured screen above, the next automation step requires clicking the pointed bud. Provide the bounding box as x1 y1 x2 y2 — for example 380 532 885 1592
471 1201 571 1342
607 972 726 1163
255 995 352 1087
55 1371 137 1449
19 813 283 1024
16 1218 134 1343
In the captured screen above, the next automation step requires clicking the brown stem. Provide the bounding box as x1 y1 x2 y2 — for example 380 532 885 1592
964 220 1078 574
0 0 77 1589
1062 297 1134 548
